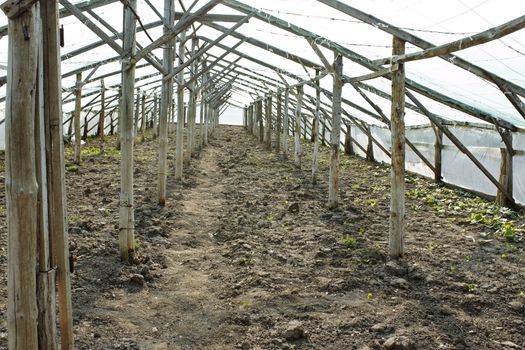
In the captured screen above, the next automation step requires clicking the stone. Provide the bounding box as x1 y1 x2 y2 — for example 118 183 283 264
69 226 82 235
385 261 408 276
288 202 300 214
383 336 415 350
390 277 409 289
500 341 520 349
282 320 306 341
371 323 392 333
129 273 145 287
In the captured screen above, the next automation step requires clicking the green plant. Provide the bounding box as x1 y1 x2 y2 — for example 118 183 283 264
66 164 79 172
464 283 477 293
367 199 378 207
80 146 102 157
450 265 457 273
240 299 251 310
426 242 435 253
343 235 357 249
367 292 373 300
134 238 141 251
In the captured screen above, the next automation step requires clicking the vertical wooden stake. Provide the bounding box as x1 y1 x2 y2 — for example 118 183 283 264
389 37 406 259
328 54 343 209
119 0 137 262
496 130 514 207
366 124 374 162
344 122 354 155
257 99 264 142
283 89 290 159
276 93 282 154
97 79 105 139
294 85 304 168
41 0 74 346
140 93 146 141
265 95 272 149
73 72 82 164
4 2 39 347
134 87 140 136
152 93 158 137
158 0 174 205
312 69 321 184
175 30 186 181
433 126 442 184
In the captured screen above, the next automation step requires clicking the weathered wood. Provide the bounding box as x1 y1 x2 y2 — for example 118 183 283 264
97 79 105 139
294 86 303 167
119 0 137 262
376 15 525 66
433 126 443 184
257 99 264 142
40 0 74 345
189 36 198 158
344 122 354 155
389 37 406 259
140 93 146 141
4 3 39 348
328 54 343 209
276 93 282 154
73 72 82 164
343 64 399 83
496 130 514 207
175 30 186 181
152 93 158 136
312 70 321 184
134 87 140 135
265 95 272 149
158 0 174 206
35 48 57 349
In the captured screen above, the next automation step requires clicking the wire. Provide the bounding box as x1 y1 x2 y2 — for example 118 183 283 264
259 7 479 36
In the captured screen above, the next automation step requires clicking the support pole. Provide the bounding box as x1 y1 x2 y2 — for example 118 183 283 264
276 93 282 154
265 94 272 149
283 88 290 159
294 86 303 167
158 0 174 205
97 79 105 139
389 37 406 259
73 72 82 164
175 30 186 181
344 122 354 155
496 130 514 207
312 69 321 184
119 0 137 262
140 92 146 141
328 54 343 209
3 2 39 347
41 0 74 345
433 126 443 184
257 99 264 142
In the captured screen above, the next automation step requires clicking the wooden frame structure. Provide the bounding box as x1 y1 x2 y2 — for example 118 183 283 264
1 0 524 347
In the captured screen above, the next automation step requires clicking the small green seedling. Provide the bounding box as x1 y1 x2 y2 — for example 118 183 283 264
464 284 477 293
66 164 79 172
343 235 357 249
367 292 373 300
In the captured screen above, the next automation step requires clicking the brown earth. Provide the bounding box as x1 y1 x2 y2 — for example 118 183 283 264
0 125 524 349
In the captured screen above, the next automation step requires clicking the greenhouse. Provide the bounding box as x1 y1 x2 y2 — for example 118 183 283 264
0 0 524 349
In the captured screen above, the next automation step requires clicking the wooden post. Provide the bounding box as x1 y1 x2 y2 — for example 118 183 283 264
258 99 264 142
41 0 74 346
243 107 247 129
97 79 105 139
35 19 57 348
119 0 137 262
73 72 82 164
433 126 443 184
321 122 326 146
312 69 321 184
134 87 140 135
283 88 290 159
276 93 282 154
140 93 146 141
302 113 307 140
158 0 174 205
366 124 374 162
497 130 514 207
3 2 39 347
152 93 158 137
294 85 303 168
265 95 272 149
389 37 406 259
187 36 198 162
82 113 89 140
175 30 186 181
344 122 354 155
328 54 343 209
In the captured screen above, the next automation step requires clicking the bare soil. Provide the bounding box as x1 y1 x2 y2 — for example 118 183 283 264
0 125 524 349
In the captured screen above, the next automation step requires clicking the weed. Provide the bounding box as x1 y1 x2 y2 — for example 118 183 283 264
367 199 378 207
351 184 360 190
343 235 357 249
426 242 435 253
240 299 251 310
134 238 141 251
80 146 102 157
66 164 79 172
464 283 477 293
367 292 373 300
450 265 457 273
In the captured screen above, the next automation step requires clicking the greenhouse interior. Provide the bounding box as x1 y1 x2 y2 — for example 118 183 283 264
0 0 524 349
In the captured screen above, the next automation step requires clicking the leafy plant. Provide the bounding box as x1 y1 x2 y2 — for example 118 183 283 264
464 283 477 293
66 164 79 172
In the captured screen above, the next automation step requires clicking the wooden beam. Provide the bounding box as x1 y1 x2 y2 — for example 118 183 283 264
375 16 525 66
294 85 304 167
175 30 186 181
328 54 343 208
73 73 82 165
312 69 321 184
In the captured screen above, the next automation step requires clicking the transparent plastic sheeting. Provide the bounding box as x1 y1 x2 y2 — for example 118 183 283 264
349 123 525 206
